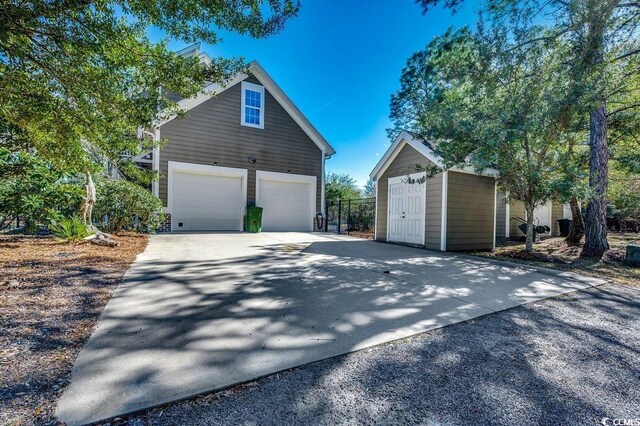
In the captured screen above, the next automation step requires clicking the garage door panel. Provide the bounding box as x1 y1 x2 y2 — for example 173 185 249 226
172 171 244 231
257 178 314 232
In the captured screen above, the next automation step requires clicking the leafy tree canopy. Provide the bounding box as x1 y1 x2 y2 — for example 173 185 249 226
363 180 376 198
0 0 299 171
389 23 587 251
325 172 363 202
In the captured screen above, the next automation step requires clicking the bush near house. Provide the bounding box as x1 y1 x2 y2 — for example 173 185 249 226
93 178 164 233
0 148 84 233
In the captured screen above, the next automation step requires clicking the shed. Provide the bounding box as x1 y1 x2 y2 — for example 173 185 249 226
369 131 498 251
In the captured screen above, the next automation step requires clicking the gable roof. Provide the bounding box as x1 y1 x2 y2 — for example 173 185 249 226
155 60 336 157
369 130 498 181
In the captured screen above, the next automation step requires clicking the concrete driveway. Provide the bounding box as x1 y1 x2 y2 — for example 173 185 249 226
56 232 605 425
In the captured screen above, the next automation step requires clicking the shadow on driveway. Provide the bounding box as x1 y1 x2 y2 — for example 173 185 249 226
56 233 606 425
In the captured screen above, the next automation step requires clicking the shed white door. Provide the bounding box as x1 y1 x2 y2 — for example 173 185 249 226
170 164 246 232
387 174 425 245
256 171 316 231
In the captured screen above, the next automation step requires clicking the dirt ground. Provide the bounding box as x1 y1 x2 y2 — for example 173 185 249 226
474 234 640 286
0 233 148 425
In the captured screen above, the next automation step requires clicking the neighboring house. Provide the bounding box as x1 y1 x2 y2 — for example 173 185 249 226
496 196 572 240
146 46 335 232
369 131 498 252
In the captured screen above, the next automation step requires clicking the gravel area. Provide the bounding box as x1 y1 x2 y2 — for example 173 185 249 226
123 284 640 426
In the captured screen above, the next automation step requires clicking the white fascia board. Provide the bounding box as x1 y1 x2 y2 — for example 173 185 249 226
249 62 335 156
153 61 335 157
370 131 444 181
370 130 499 180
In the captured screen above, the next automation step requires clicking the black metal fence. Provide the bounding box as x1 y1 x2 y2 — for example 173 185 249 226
325 197 375 238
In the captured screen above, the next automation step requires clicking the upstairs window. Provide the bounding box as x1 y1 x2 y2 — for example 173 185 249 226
241 81 265 129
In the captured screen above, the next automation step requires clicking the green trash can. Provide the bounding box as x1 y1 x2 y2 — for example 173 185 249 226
245 206 263 233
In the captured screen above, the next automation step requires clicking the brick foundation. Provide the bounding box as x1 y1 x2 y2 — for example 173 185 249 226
157 213 171 233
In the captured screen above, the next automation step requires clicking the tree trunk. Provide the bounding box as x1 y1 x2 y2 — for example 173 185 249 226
583 102 610 256
524 203 535 253
565 197 585 244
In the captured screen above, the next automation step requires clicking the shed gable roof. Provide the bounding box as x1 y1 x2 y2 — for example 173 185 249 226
369 131 498 180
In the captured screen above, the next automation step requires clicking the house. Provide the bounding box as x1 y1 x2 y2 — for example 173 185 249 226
369 131 498 251
145 46 335 232
496 195 572 240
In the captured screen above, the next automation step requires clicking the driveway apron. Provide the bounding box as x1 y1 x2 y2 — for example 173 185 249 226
56 232 605 425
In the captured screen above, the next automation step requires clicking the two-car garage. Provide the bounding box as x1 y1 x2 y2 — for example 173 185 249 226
167 161 316 232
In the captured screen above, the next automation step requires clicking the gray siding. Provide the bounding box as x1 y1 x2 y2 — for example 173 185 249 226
375 143 441 246
424 173 443 250
446 172 495 251
159 75 322 211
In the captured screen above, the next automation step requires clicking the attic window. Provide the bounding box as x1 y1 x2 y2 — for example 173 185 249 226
241 81 265 129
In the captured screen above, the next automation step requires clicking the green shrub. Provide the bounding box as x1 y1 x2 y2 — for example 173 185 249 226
93 178 164 233
0 148 84 233
49 216 90 241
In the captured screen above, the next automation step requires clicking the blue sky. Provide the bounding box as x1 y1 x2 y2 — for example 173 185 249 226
149 0 479 188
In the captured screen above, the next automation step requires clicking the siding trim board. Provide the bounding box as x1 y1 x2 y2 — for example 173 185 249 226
493 179 497 250
440 171 448 251
505 192 510 238
152 128 160 197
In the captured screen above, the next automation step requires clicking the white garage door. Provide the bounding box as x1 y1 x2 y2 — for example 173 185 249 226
170 165 246 231
256 172 316 232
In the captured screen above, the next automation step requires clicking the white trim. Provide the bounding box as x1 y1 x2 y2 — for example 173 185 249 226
493 179 497 250
505 191 511 238
374 181 378 240
166 161 248 232
370 130 498 181
440 171 449 251
386 180 391 243
240 81 265 129
155 62 335 156
320 149 326 214
255 170 317 231
377 140 408 182
151 128 160 198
